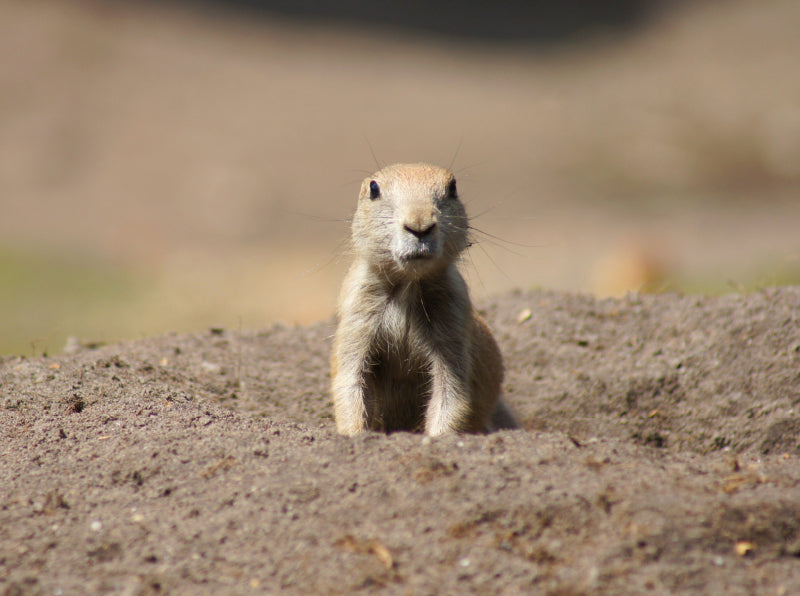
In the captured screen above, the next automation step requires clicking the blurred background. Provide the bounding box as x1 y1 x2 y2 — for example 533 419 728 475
1 0 799 355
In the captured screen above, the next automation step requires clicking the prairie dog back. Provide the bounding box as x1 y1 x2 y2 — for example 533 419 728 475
331 163 517 436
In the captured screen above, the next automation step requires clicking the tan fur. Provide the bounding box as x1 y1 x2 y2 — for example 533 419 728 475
331 163 518 436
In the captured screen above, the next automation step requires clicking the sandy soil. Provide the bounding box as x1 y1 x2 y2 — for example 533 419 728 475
2 287 799 595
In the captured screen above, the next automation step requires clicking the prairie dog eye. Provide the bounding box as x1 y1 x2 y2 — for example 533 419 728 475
446 179 458 199
369 180 380 200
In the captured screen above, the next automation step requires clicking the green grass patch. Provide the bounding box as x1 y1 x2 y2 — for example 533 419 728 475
669 258 800 296
0 247 146 355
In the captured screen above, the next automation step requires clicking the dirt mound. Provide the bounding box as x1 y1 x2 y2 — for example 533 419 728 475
2 288 799 594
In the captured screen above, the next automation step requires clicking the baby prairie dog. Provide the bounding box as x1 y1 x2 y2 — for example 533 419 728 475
331 163 518 436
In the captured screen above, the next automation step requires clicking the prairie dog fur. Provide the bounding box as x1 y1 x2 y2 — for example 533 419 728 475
331 163 517 436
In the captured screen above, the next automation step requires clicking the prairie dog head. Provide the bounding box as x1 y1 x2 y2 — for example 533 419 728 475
352 163 469 279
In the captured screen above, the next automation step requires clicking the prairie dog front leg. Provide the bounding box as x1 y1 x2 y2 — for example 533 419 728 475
331 316 374 436
424 352 473 436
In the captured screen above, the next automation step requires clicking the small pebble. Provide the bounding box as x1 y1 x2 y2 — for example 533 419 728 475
90 520 102 531
200 361 221 374
516 308 532 323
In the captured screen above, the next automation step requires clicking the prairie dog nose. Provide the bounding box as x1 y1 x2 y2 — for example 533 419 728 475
404 221 437 239
402 203 437 239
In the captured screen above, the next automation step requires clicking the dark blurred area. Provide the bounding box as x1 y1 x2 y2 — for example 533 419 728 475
156 0 667 42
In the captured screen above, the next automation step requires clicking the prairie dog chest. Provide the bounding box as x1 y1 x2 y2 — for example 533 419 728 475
375 285 430 360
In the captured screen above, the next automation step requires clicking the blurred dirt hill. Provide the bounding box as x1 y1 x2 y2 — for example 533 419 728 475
1 0 799 354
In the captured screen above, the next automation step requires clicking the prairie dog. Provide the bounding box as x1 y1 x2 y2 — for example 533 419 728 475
331 163 517 436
